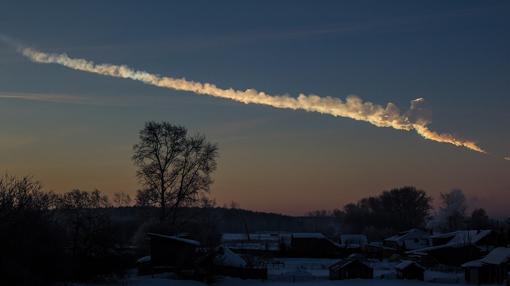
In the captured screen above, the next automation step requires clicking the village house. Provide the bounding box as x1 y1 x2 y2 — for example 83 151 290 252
286 232 343 258
329 259 373 280
408 230 497 266
147 233 201 271
384 228 430 252
462 247 510 285
221 232 281 256
365 241 398 259
222 232 343 258
395 260 425 281
339 234 368 248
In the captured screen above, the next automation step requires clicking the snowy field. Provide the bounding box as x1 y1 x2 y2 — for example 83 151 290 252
76 276 471 286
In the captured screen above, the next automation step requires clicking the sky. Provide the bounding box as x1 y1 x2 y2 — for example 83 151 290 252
0 0 509 216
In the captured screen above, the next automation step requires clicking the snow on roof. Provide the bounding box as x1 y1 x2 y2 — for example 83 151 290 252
330 259 370 270
291 232 326 239
340 234 368 244
395 260 424 270
462 259 483 268
409 230 492 254
222 233 281 241
224 241 280 251
461 248 510 268
147 233 200 246
367 242 398 251
222 232 328 241
447 230 491 245
480 247 510 265
214 246 247 268
385 228 428 243
430 230 491 243
136 256 151 264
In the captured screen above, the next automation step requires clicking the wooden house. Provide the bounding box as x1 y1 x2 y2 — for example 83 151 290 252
288 233 343 258
221 233 281 256
147 233 200 271
407 230 496 266
395 260 425 280
384 228 430 252
329 259 373 280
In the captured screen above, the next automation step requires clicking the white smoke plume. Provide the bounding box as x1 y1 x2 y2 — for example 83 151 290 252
19 47 485 153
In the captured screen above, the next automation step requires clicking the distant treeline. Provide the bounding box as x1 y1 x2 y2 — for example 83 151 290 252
308 186 506 240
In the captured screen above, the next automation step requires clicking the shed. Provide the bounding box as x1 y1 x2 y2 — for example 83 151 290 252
329 259 373 280
395 260 425 280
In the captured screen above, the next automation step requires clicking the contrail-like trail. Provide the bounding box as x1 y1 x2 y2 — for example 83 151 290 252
19 47 485 153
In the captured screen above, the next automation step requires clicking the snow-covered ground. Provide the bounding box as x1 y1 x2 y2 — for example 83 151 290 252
75 258 467 286
76 276 471 286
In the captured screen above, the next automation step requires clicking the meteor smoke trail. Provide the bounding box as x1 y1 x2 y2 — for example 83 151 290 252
19 47 485 153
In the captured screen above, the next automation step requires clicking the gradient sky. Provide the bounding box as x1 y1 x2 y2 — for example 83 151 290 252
1 1 509 216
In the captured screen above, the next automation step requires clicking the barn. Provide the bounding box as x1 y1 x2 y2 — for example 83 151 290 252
395 260 425 280
329 259 373 280
462 247 510 284
147 233 200 271
288 233 343 258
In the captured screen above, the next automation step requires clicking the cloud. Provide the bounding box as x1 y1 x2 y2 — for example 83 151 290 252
19 47 485 153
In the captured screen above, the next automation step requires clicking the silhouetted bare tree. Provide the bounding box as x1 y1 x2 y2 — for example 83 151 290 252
132 121 218 222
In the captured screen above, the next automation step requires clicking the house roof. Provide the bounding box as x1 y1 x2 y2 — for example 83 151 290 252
222 233 280 241
223 241 280 251
462 260 484 268
330 259 371 270
147 233 200 246
291 232 326 239
461 247 510 268
408 230 492 254
340 234 368 245
395 260 424 270
385 228 428 243
214 246 247 268
481 247 510 264
222 232 327 241
430 230 491 244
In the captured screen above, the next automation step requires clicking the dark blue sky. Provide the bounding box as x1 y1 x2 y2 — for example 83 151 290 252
1 1 509 215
